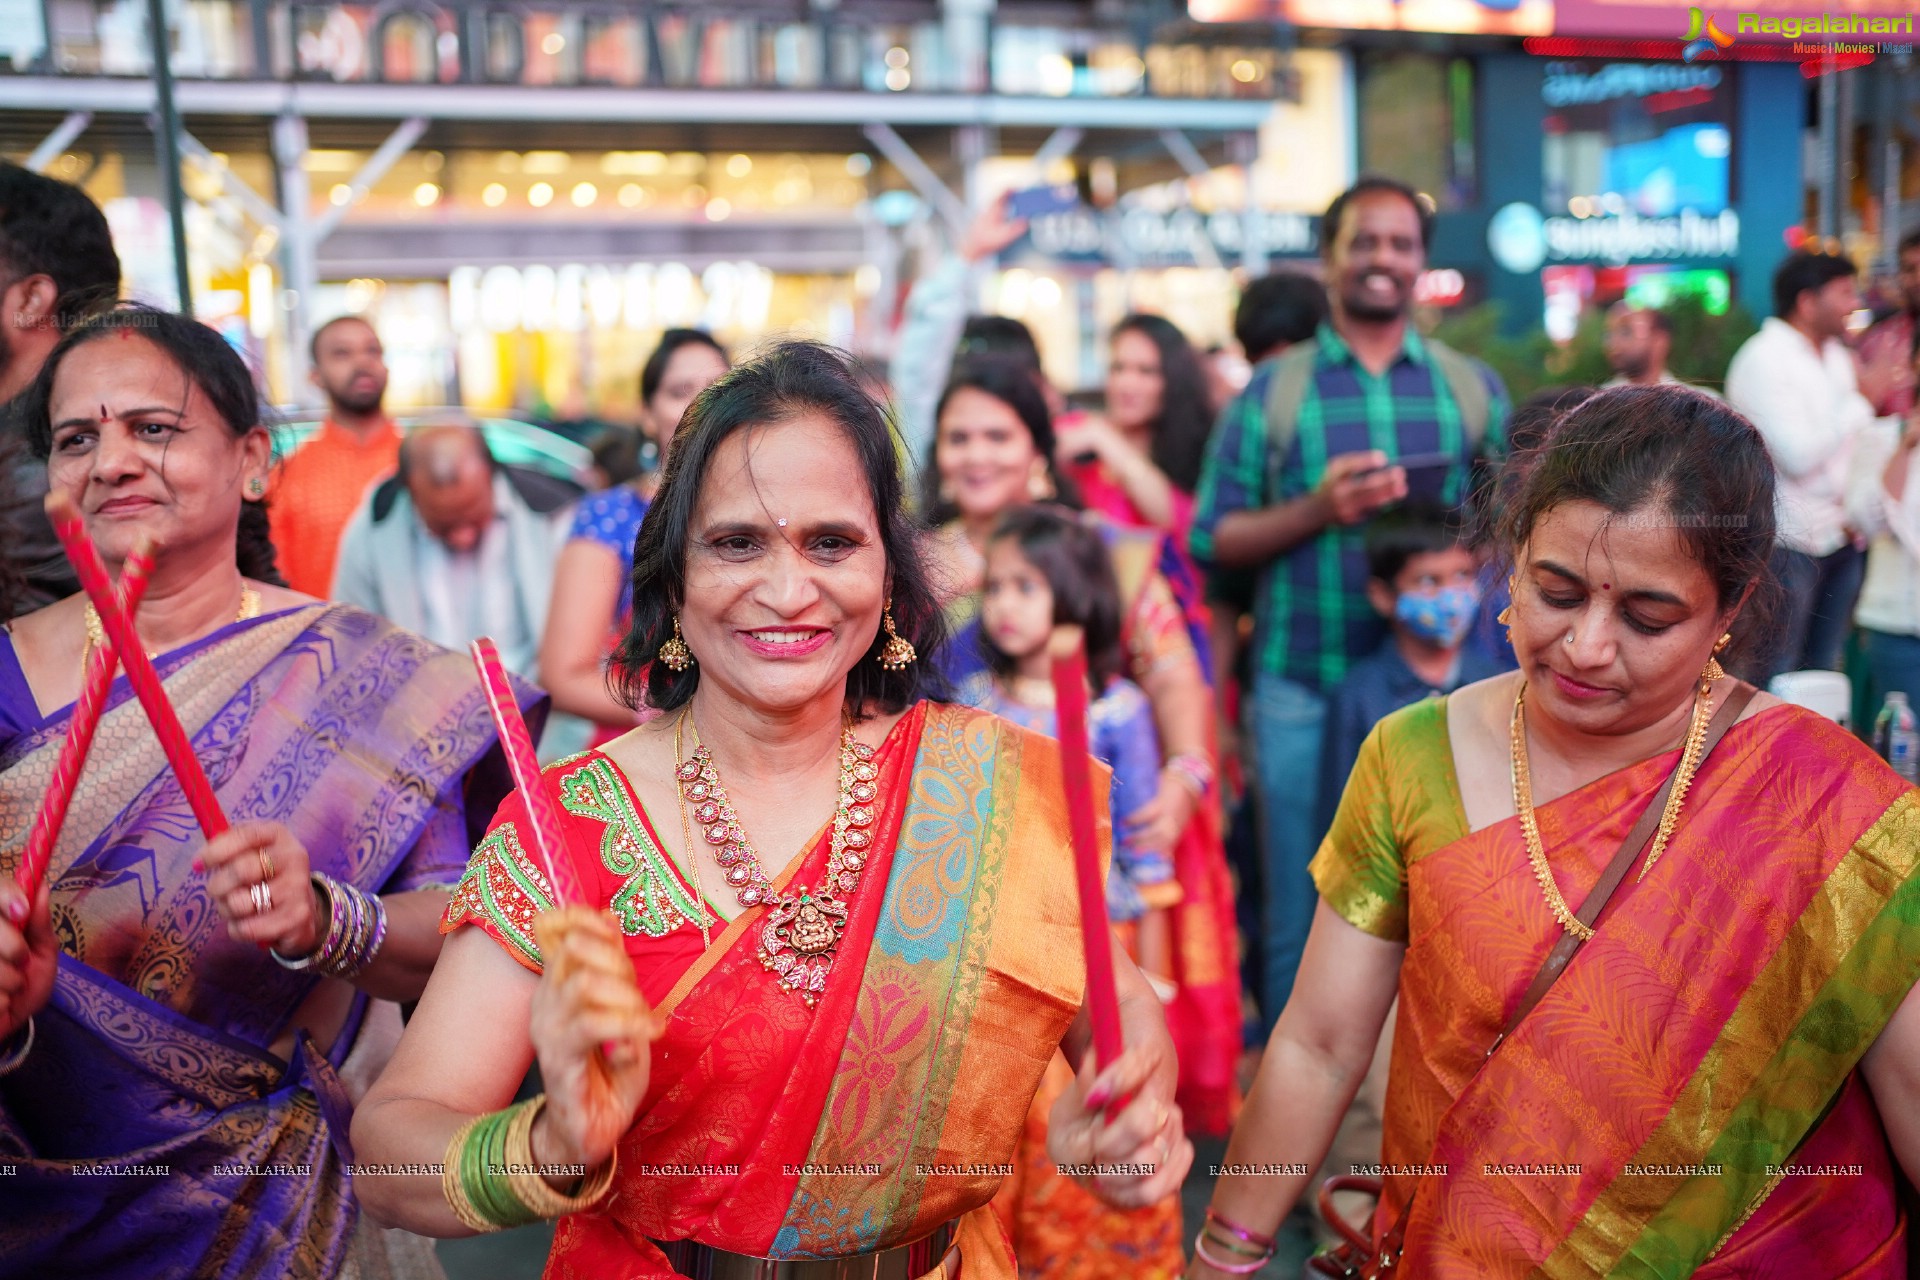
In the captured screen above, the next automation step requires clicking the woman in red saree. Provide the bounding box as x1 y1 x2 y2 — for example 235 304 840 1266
354 342 1192 1277
1194 385 1920 1277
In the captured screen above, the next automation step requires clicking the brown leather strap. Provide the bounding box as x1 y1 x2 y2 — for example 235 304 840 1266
1361 680 1760 1266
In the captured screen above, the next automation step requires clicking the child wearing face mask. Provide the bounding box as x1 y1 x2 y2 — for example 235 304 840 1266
1316 503 1501 837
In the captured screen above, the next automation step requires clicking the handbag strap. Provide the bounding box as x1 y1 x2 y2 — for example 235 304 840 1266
1368 679 1759 1263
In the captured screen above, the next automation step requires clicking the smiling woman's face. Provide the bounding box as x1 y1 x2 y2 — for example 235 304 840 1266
46 333 269 568
1511 499 1740 737
677 412 887 717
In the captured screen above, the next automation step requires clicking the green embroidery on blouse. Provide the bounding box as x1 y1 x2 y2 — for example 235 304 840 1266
557 756 715 938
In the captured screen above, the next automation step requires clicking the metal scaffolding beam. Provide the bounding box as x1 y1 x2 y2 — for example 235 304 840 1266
23 113 93 173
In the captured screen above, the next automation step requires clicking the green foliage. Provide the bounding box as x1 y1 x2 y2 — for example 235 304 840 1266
1427 297 1759 401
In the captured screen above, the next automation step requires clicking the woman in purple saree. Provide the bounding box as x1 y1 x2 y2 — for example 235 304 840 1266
0 309 537 1278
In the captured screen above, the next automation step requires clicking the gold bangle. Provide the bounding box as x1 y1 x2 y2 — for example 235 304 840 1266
442 1112 501 1234
505 1094 618 1218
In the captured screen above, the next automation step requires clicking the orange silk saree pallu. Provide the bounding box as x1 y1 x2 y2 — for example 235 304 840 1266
533 702 1091 1278
1365 707 1920 1278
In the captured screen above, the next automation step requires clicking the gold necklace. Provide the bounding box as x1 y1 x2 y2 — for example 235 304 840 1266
83 585 262 664
673 709 878 1007
670 714 716 951
1510 671 1718 940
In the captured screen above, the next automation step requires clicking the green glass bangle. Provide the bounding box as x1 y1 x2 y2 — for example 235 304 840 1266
460 1100 542 1229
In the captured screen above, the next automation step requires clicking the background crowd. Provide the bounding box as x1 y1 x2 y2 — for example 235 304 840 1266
3 152 1919 1276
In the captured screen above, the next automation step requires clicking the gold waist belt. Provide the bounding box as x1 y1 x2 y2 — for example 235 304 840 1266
651 1222 957 1280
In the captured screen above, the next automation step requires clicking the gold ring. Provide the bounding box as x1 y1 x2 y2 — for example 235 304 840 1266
258 849 274 884
250 881 272 915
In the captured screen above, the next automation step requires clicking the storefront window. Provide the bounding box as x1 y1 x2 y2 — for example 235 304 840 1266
1541 61 1734 217
1359 53 1477 211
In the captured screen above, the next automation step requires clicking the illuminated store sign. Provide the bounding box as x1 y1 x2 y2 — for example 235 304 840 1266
1022 206 1316 267
1488 202 1739 272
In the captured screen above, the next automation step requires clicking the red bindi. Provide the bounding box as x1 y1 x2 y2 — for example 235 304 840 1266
1602 582 1611 591
99 404 109 422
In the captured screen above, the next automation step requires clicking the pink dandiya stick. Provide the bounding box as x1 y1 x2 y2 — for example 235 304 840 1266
469 638 586 907
16 540 156 898
1048 626 1126 1074
47 494 228 840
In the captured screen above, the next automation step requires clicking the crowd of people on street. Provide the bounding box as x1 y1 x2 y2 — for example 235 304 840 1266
0 154 1916 1280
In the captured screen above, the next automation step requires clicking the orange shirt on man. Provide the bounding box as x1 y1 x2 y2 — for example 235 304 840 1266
268 418 402 597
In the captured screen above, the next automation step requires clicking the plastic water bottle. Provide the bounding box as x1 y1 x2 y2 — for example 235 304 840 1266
1873 692 1919 783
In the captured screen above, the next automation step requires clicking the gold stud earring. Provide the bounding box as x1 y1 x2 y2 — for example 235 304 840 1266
878 600 916 671
247 476 266 499
658 616 694 672
1027 461 1056 502
1496 605 1513 626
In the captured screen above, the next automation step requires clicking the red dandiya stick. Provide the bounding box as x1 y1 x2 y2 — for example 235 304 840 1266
47 494 228 841
469 638 586 908
471 639 623 1061
1048 625 1126 1073
16 540 156 898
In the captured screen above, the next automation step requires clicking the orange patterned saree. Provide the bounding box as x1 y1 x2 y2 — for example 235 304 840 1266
444 701 1092 1277
1313 695 1920 1278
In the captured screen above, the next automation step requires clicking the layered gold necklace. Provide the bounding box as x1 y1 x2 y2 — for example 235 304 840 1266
1509 670 1720 941
673 710 878 1006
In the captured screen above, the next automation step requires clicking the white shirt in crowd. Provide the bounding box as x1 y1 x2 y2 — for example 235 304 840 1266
1848 420 1920 637
1725 317 1885 557
412 478 530 667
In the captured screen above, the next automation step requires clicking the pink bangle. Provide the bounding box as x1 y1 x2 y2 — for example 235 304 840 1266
1193 1231 1271 1274
1205 1207 1277 1250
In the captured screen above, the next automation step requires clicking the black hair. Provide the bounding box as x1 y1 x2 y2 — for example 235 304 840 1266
0 162 120 326
1642 307 1674 338
23 305 284 586
956 315 1043 374
1899 227 1920 258
1110 313 1214 492
640 328 729 408
588 425 645 488
1320 175 1435 257
1235 271 1329 363
308 314 377 363
1365 500 1465 584
981 504 1125 693
922 354 1080 520
613 340 948 717
1491 384 1776 667
1508 385 1600 458
1771 249 1857 319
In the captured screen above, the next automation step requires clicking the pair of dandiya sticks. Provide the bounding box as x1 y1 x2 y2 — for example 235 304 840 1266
20 494 1128 1078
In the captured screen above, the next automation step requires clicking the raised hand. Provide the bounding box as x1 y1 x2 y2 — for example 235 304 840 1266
527 906 659 1172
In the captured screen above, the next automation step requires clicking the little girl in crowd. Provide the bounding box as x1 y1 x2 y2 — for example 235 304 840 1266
961 504 1188 1280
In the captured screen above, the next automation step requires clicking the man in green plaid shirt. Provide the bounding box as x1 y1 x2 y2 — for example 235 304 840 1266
1191 176 1509 1025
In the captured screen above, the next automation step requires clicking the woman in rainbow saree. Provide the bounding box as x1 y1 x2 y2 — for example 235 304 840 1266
0 308 537 1278
926 355 1242 1141
353 342 1191 1277
1196 386 1920 1278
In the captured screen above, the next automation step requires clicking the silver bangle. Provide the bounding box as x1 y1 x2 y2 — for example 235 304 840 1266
0 1017 35 1076
269 874 330 970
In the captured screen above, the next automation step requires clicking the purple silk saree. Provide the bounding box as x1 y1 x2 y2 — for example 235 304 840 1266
0 603 539 1278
